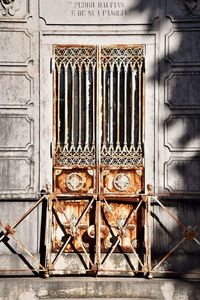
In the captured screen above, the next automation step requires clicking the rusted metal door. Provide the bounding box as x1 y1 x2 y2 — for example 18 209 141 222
49 44 146 275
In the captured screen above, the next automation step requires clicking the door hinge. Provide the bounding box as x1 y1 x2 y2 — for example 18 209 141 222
50 58 52 74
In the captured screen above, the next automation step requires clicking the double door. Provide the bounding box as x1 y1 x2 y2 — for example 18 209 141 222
50 44 146 274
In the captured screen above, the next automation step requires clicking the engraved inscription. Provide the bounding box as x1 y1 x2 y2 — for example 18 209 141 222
40 0 159 25
70 1 127 17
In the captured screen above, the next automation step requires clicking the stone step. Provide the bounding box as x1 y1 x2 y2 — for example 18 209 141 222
0 277 199 300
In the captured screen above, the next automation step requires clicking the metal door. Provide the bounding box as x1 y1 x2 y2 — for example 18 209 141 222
50 44 146 275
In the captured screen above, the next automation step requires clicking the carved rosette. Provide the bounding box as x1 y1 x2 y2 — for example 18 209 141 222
0 0 21 16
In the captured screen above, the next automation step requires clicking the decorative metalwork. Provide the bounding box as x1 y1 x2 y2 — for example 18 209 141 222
53 45 144 168
113 173 130 191
0 0 20 16
65 172 85 191
55 147 95 166
54 45 97 168
100 45 144 166
101 145 143 166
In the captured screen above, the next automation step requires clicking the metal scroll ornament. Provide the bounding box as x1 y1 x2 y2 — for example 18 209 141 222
0 0 20 16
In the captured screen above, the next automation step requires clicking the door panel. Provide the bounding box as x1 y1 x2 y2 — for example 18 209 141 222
51 44 145 275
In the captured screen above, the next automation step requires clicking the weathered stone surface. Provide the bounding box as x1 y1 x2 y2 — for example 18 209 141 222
166 0 200 22
0 30 31 65
0 277 199 299
166 29 200 65
165 158 200 192
39 0 159 25
0 72 32 108
165 72 200 108
0 115 33 150
165 115 200 151
0 157 33 193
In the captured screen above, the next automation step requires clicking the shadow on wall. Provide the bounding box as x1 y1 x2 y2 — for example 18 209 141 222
128 0 200 276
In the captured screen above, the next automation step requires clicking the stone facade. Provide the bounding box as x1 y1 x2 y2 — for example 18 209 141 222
0 0 200 275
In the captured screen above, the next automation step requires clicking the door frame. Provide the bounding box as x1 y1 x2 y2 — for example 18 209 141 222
40 32 156 195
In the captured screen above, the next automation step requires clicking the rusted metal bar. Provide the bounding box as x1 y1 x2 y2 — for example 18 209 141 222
152 196 186 230
77 237 94 266
130 243 144 269
146 195 152 277
52 235 72 265
92 65 96 148
71 64 75 148
101 237 120 265
138 62 142 145
85 64 89 148
96 45 101 195
57 65 61 146
53 54 57 150
78 65 82 147
131 63 135 146
64 64 68 146
102 65 106 147
116 65 121 147
193 238 200 246
0 195 46 243
95 199 101 269
75 198 95 227
109 64 114 146
45 195 53 276
123 199 142 230
103 199 119 226
124 64 128 146
0 222 46 272
152 237 186 271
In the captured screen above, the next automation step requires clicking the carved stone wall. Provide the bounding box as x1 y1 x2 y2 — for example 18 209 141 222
0 0 200 274
162 0 200 194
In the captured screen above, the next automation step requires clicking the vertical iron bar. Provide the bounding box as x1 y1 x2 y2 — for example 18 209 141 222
142 61 145 146
131 63 135 146
146 195 152 277
57 65 61 146
96 46 101 194
138 62 143 145
71 64 75 147
95 46 101 272
109 64 114 146
92 65 96 148
78 65 82 147
116 65 120 147
102 66 106 146
64 64 68 147
85 64 89 148
124 65 128 146
53 53 57 151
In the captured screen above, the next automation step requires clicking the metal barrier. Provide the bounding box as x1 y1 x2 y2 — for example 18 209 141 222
0 189 199 278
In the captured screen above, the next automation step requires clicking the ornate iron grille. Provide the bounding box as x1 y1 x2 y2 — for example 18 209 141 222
53 45 144 171
51 44 145 276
